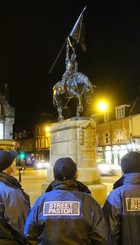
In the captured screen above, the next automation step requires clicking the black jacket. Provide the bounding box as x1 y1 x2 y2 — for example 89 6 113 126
45 179 91 194
24 179 110 245
103 173 140 245
0 172 30 244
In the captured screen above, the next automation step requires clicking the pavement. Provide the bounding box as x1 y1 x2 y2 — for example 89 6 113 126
14 166 119 207
15 167 47 207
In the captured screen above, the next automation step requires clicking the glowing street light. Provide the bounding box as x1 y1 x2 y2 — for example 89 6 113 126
97 101 108 112
96 100 113 164
45 126 50 133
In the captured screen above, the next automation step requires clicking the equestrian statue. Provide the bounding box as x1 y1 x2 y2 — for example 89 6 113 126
51 6 96 121
53 47 95 121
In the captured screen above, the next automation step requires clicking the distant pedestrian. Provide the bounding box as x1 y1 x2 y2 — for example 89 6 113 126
24 157 110 245
0 150 31 245
102 151 140 245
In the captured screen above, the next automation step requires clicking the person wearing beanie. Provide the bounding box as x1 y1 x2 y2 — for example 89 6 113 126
45 157 91 194
102 151 140 245
0 150 31 245
24 157 110 245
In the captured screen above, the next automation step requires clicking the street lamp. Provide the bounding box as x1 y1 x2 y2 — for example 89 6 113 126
97 101 107 111
45 126 50 133
96 100 113 164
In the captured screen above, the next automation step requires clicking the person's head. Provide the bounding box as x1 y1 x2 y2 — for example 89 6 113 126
121 151 140 174
53 157 78 181
0 150 17 176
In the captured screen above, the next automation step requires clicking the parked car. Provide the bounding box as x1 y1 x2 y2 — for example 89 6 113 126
33 160 49 170
97 159 121 176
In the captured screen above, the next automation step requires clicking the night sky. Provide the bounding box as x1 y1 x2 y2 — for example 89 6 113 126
0 1 140 129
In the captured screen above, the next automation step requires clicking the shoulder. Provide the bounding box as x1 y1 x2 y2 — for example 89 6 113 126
76 180 91 194
104 187 123 209
0 182 11 192
82 192 102 209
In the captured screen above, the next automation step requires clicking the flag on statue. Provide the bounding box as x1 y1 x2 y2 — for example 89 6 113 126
68 6 86 52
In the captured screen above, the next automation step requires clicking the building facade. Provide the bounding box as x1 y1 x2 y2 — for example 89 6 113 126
15 115 53 164
15 97 140 167
0 86 16 150
95 100 140 166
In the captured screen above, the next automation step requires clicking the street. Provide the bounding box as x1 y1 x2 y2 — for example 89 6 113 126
15 167 47 207
101 174 121 194
15 167 121 207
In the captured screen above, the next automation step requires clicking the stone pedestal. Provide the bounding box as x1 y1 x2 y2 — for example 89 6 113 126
42 118 107 205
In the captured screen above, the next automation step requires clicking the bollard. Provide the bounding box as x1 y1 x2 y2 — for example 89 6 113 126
19 168 22 182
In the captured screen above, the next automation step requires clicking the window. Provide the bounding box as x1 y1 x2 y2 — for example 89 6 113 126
0 104 1 116
116 108 122 118
115 105 129 119
0 123 4 139
105 132 109 144
115 106 125 118
115 129 125 142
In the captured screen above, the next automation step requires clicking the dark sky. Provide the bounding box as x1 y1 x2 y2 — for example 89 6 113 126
0 1 140 129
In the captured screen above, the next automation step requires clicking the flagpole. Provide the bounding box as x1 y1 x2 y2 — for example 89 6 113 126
49 39 67 74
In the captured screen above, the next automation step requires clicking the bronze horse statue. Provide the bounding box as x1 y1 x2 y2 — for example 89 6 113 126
53 72 95 121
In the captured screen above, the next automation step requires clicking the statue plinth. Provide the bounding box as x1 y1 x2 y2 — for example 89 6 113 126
42 118 107 205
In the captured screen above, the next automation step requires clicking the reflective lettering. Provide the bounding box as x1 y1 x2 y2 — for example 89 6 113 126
43 201 80 216
126 198 140 211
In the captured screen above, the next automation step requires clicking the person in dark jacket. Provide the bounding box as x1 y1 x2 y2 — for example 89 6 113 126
0 150 31 245
102 151 140 245
24 157 110 245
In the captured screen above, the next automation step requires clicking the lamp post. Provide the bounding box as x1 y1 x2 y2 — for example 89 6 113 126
109 116 113 163
96 101 113 164
45 126 50 149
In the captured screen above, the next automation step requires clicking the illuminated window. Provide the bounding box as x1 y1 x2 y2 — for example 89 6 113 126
0 104 1 116
115 105 130 119
115 129 125 142
41 139 44 148
116 107 125 118
0 123 4 139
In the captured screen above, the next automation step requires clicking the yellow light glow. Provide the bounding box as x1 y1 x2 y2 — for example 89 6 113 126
97 101 107 111
45 126 50 132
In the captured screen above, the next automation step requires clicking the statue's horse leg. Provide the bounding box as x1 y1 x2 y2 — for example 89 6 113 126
76 95 83 117
55 95 64 121
68 88 83 117
57 105 64 121
53 83 66 121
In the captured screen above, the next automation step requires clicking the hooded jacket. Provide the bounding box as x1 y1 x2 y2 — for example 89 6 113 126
0 172 31 244
102 173 140 245
24 179 110 245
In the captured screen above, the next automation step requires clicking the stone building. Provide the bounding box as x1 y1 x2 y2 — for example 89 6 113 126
15 97 140 168
14 114 54 165
0 84 16 149
94 99 140 166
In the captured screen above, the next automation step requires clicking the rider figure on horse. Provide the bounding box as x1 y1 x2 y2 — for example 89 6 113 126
61 45 78 94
